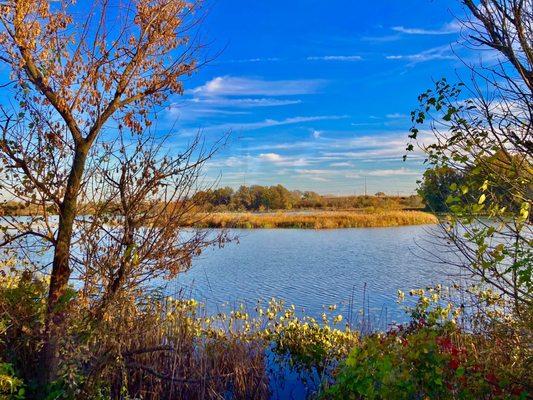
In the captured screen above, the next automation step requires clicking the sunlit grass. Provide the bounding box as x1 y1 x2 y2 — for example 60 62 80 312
183 210 438 229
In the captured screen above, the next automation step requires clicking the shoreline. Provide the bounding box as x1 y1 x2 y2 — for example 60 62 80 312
0 209 439 229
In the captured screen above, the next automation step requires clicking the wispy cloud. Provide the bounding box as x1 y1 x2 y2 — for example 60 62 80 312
257 153 309 167
385 44 454 64
223 57 281 63
165 104 250 121
230 115 346 131
186 97 302 108
293 166 419 179
329 162 354 167
258 153 310 167
180 115 347 136
235 131 432 165
385 113 408 119
246 132 409 154
312 130 322 139
307 55 363 62
366 167 420 176
361 34 401 43
190 76 324 97
392 20 460 35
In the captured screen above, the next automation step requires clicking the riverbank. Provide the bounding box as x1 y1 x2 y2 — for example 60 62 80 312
183 210 438 229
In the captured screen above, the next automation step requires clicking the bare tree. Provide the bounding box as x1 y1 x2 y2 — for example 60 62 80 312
408 0 532 309
0 0 222 385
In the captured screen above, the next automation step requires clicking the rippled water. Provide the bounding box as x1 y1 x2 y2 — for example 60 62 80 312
3 218 455 324
167 224 453 324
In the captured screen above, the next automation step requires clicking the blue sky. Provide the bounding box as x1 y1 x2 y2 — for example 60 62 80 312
2 0 494 196
162 0 481 195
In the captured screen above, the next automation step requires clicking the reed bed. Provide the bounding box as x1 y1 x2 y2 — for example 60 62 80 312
183 210 438 229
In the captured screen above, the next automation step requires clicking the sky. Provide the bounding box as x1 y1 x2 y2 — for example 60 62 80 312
1 0 496 196
161 0 486 195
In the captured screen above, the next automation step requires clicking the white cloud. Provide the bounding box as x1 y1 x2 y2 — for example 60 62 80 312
166 104 250 120
259 153 283 162
232 115 345 131
365 168 420 176
386 113 408 119
187 97 302 108
392 20 460 35
361 34 402 43
312 130 322 139
224 57 281 63
385 45 454 64
190 76 324 97
330 162 354 167
295 169 333 175
307 55 363 62
258 153 310 167
180 115 346 136
247 132 410 155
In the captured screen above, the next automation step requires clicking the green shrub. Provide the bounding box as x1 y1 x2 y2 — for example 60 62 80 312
323 287 531 399
0 362 25 399
0 267 47 387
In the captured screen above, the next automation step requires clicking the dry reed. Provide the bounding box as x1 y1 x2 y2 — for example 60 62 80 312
182 210 438 229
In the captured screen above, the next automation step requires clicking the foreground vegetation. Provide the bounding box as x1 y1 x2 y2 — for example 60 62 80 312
1 268 530 399
183 210 438 229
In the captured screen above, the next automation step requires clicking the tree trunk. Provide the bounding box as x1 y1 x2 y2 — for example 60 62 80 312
40 145 88 388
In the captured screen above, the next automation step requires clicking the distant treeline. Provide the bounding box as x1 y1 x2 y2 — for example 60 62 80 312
0 185 424 216
191 185 423 212
0 202 53 216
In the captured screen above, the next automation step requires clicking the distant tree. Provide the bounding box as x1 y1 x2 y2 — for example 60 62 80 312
375 192 386 197
300 191 324 208
233 185 254 210
418 167 464 212
268 184 295 210
211 187 234 208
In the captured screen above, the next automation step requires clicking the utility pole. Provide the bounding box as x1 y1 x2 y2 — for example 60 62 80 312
239 136 248 187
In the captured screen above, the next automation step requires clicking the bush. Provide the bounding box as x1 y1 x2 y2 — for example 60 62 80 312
2 265 530 399
0 362 25 399
323 286 531 399
0 266 47 391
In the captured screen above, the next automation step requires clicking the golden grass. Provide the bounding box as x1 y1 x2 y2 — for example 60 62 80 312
183 210 438 229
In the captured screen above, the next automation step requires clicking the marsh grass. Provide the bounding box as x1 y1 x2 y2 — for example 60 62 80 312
107 297 358 400
0 265 357 400
1 269 530 399
183 210 438 229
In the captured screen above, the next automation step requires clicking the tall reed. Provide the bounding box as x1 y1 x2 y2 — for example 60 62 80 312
182 210 438 229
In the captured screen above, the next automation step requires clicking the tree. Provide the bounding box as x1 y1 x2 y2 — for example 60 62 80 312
211 187 234 208
0 0 221 388
407 0 532 310
418 167 464 212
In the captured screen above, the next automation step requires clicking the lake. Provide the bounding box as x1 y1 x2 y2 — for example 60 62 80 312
2 219 458 325
166 224 456 325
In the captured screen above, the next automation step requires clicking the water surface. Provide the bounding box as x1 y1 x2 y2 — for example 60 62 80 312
168 224 452 324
